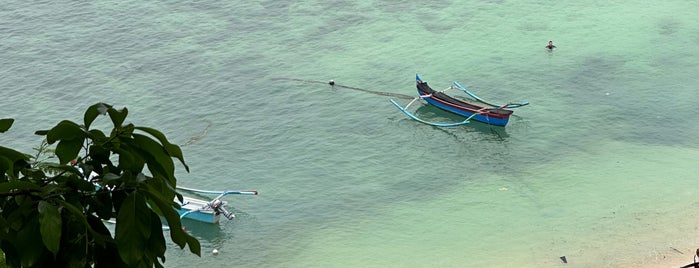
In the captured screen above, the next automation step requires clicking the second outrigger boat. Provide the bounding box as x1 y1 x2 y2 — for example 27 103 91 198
390 74 528 127
175 186 258 224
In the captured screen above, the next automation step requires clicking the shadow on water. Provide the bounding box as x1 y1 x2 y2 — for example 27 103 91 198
178 219 225 243
559 54 697 148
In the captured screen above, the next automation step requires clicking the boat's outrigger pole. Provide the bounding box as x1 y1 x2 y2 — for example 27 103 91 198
391 74 521 127
452 81 529 108
177 186 258 196
390 99 476 127
389 74 487 127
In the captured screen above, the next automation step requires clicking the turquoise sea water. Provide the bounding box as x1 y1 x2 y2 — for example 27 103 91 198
2 1 699 267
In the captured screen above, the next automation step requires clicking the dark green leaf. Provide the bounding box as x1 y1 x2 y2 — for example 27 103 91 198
0 180 40 194
145 211 166 262
89 216 127 267
115 191 151 265
185 233 201 256
128 134 175 184
93 189 114 219
84 103 111 129
114 147 144 173
0 156 14 179
86 214 114 248
45 120 84 144
38 201 62 256
39 162 82 176
0 146 30 178
0 146 30 163
0 118 14 133
145 173 177 207
102 173 122 185
16 216 42 267
75 175 98 191
88 128 107 141
142 186 189 250
55 137 85 166
88 143 111 163
2 103 200 267
55 199 92 235
119 123 135 138
108 106 128 128
135 126 189 172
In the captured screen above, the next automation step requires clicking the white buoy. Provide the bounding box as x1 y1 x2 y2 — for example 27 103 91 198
212 248 219 255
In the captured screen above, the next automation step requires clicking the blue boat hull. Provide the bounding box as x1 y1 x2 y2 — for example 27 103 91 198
176 196 226 224
420 91 510 126
415 74 512 126
176 208 220 224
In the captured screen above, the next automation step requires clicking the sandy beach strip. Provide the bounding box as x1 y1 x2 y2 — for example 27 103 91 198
616 246 696 268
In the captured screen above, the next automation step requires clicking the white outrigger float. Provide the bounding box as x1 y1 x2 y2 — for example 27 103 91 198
175 186 258 224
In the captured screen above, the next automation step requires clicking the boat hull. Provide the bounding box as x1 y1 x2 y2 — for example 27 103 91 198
420 90 510 126
176 196 223 224
416 76 512 126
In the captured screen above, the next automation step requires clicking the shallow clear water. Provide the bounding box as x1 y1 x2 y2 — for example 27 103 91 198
2 1 699 267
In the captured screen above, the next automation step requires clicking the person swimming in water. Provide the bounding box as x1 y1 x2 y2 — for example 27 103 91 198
546 40 556 50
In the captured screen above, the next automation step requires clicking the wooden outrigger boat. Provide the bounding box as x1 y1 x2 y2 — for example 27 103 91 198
175 186 258 224
390 74 528 127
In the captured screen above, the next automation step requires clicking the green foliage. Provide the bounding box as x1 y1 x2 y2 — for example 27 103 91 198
0 103 200 267
0 119 13 133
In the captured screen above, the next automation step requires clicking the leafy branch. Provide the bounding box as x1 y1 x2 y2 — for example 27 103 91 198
0 103 200 267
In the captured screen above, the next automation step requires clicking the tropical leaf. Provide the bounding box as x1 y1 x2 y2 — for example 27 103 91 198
55 138 85 166
0 118 14 133
135 126 189 172
107 106 128 129
38 201 62 256
0 155 14 179
0 146 30 178
88 142 111 163
0 180 40 194
84 103 110 129
186 233 201 256
114 147 144 173
115 191 151 265
130 134 175 184
145 211 167 263
0 146 30 161
86 214 115 248
16 219 43 267
142 186 193 253
87 128 107 141
45 120 84 144
92 188 114 220
2 103 200 266
110 123 134 142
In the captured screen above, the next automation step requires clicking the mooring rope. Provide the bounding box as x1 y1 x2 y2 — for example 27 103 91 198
272 77 415 100
180 119 212 147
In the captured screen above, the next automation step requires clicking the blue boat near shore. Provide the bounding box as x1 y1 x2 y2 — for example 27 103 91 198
175 186 258 224
390 74 528 127
82 163 257 225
